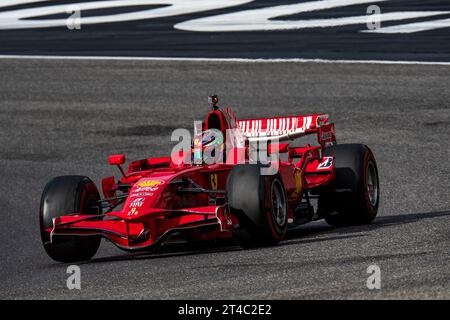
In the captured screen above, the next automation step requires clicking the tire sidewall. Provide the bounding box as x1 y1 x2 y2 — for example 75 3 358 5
262 176 288 241
360 149 379 221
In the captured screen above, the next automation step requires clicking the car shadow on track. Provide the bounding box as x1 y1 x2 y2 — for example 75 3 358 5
78 210 449 265
83 239 240 265
282 209 450 247
331 209 449 234
284 209 449 242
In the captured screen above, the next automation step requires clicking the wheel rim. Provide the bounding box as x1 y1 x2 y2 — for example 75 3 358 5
271 179 287 226
366 161 378 206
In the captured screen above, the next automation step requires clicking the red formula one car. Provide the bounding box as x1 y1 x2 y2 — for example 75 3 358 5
40 96 379 262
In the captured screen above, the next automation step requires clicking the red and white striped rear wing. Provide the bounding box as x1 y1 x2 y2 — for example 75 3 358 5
237 114 335 145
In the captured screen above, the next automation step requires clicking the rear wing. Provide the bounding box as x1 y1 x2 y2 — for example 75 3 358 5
237 114 336 146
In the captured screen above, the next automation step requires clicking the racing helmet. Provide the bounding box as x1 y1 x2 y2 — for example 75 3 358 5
193 129 224 164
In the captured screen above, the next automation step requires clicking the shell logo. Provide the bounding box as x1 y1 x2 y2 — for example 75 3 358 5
136 179 164 188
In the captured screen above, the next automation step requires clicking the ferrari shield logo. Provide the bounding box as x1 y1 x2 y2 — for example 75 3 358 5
137 179 164 188
210 173 218 190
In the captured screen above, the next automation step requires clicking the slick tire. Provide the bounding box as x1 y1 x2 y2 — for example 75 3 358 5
40 175 102 262
318 144 379 226
226 164 288 248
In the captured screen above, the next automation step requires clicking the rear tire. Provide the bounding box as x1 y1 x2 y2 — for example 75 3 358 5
40 175 102 262
318 144 379 226
226 165 288 248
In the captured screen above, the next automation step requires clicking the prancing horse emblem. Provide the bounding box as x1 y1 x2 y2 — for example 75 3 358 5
210 173 218 190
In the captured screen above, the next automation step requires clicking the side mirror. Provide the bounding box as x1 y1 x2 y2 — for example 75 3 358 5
108 154 125 166
108 154 127 177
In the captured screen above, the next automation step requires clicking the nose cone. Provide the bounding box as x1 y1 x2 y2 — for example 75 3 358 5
123 178 167 217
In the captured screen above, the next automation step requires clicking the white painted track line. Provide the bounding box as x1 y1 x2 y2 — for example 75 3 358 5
0 54 449 65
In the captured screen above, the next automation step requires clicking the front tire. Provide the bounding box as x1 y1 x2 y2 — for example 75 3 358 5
226 165 288 248
40 175 102 262
318 144 379 226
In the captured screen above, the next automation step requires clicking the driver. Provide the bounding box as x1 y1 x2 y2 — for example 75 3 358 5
193 129 225 164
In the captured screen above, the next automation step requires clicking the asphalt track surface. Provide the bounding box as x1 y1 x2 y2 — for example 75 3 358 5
0 58 449 299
